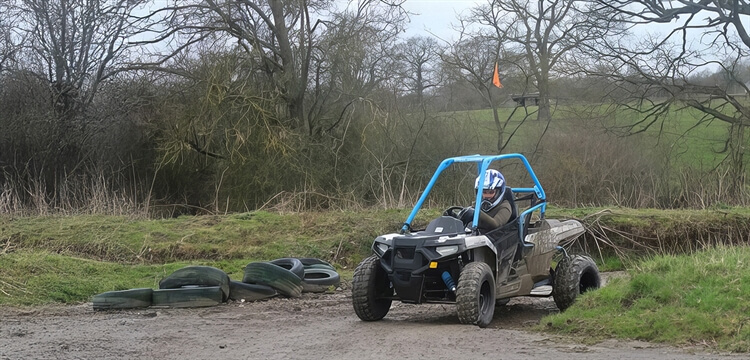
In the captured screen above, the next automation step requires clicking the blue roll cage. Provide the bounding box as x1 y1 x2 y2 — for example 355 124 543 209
400 154 547 239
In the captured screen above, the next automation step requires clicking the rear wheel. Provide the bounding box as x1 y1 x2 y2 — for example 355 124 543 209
456 262 495 328
352 255 393 321
552 255 601 311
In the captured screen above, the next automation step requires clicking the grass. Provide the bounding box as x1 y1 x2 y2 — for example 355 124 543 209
540 245 750 352
0 209 434 267
442 104 734 170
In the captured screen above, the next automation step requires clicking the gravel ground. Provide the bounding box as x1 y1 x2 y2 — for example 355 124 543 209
0 273 746 360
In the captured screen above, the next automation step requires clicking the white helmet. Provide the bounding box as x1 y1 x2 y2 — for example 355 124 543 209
475 169 506 211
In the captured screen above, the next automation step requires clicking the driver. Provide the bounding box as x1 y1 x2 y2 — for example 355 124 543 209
474 169 513 233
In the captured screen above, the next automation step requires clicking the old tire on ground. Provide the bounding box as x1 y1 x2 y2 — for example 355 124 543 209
456 262 495 328
301 268 340 293
228 280 277 301
352 255 393 321
270 258 305 280
92 288 153 310
151 286 223 308
243 262 303 298
158 266 231 301
552 254 601 312
298 258 335 269
303 263 337 271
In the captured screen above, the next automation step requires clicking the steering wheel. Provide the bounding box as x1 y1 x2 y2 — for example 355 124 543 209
457 206 474 226
443 206 464 218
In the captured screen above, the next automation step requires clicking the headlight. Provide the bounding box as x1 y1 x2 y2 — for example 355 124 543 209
375 243 390 255
435 245 458 256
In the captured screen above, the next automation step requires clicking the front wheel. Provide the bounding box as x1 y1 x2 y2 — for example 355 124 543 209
352 255 393 321
552 255 601 311
456 262 495 328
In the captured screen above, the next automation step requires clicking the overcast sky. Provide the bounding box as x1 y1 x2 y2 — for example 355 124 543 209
400 0 483 41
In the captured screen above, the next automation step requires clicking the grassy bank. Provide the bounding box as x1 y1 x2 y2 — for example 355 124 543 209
0 209 429 267
541 245 750 352
4 207 749 267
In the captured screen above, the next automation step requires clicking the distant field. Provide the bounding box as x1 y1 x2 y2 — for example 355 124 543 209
440 104 734 170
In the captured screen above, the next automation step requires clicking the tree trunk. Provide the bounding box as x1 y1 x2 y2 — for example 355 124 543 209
729 123 746 199
489 88 503 153
269 0 306 131
536 75 551 123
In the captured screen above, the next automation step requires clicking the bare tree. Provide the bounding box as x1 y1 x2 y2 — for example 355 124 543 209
15 0 145 116
0 0 155 212
442 35 535 153
12 0 146 158
597 0 750 48
591 0 750 198
0 1 21 73
144 0 406 137
306 3 406 137
467 0 615 122
393 35 442 106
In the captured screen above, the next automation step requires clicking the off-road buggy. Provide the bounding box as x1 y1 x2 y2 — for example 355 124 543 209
351 154 601 327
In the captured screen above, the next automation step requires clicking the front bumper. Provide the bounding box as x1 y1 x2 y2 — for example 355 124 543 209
377 235 464 304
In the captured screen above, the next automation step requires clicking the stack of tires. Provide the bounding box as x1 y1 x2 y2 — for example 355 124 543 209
235 257 340 299
92 258 340 310
296 258 340 293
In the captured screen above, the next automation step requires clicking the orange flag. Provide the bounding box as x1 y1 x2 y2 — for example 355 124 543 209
492 62 503 88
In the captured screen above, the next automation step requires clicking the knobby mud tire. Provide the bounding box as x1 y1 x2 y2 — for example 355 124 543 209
552 254 601 312
158 266 231 301
243 262 303 298
456 262 495 328
92 288 153 310
352 255 393 321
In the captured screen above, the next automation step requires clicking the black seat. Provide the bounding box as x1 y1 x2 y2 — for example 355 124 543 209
504 188 518 223
423 216 465 235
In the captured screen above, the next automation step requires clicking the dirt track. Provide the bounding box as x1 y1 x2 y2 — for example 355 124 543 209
0 277 745 360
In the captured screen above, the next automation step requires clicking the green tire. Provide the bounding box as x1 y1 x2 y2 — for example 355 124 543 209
228 280 278 301
151 286 223 308
159 266 230 301
303 263 337 271
92 288 153 310
302 268 340 293
243 262 303 298
298 258 335 269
